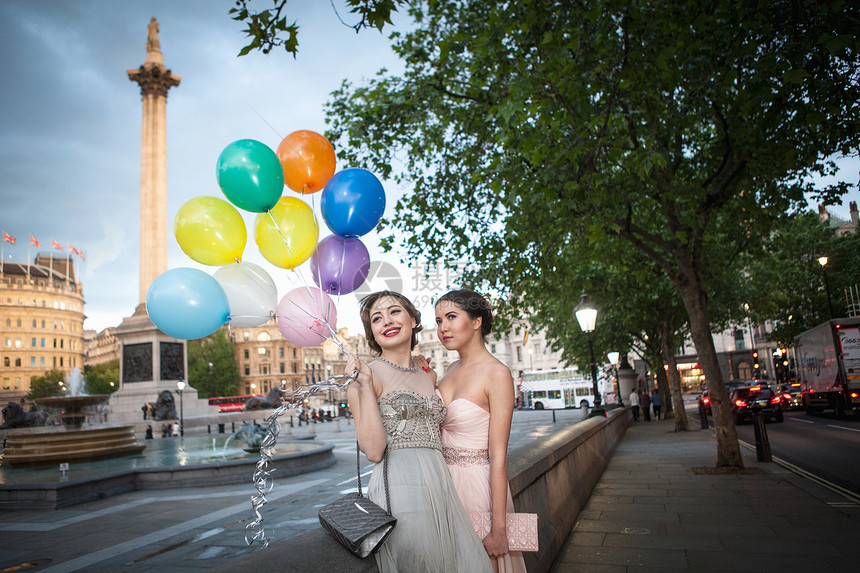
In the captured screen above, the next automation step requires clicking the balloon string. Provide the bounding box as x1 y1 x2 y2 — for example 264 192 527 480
245 371 358 548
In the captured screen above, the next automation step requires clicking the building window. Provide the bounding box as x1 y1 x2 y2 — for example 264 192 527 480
15 337 22 348
293 348 297 358
40 338 45 347
15 357 21 367
3 357 9 367
292 362 297 373
734 329 745 351
516 346 522 361
60 357 63 367
491 344 496 353
280 363 285 374
41 319 46 328
5 318 10 328
279 347 284 358
244 349 250 359
40 356 45 366
32 319 37 328
16 318 22 327
31 356 36 367
244 365 250 375
243 331 250 342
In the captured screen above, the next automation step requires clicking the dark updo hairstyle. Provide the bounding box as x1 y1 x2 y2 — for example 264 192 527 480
359 291 423 356
435 289 494 341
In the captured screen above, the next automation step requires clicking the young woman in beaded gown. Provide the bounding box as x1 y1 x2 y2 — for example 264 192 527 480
431 289 528 573
345 291 492 573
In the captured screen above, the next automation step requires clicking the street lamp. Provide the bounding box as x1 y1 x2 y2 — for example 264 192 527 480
176 380 186 437
208 362 214 399
575 292 605 417
818 256 834 320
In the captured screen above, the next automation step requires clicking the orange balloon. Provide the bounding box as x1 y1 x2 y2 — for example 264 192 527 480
277 130 336 194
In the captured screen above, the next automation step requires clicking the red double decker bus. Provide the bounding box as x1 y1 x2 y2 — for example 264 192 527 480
207 395 256 413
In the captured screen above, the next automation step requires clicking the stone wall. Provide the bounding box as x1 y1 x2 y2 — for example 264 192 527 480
212 408 629 573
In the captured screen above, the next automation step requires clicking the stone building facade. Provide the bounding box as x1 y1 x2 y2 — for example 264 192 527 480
0 256 85 405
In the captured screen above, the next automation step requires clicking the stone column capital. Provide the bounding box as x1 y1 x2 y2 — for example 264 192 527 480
127 65 181 98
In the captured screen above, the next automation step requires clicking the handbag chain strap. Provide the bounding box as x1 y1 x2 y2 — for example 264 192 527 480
355 441 392 516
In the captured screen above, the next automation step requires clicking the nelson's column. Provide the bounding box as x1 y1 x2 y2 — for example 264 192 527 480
110 18 210 423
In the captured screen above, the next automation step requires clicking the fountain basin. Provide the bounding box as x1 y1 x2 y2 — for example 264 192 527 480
33 394 110 430
1 426 145 467
0 435 335 510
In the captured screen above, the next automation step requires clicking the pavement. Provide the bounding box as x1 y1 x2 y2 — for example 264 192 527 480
549 414 860 573
2 404 859 572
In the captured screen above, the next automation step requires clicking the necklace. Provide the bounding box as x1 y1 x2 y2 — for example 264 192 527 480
376 357 417 372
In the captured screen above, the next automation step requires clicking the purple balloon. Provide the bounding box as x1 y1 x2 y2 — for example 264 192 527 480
310 235 371 295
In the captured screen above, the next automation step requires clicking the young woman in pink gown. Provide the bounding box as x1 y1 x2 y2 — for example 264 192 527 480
430 289 528 573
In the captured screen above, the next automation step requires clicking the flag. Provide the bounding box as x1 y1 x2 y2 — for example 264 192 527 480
2 231 16 244
522 329 529 346
51 239 63 251
30 236 41 248
68 243 76 255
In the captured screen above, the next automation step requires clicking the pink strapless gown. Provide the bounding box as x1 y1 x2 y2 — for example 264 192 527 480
440 397 528 573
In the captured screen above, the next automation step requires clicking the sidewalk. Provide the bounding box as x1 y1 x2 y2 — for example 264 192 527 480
549 418 860 572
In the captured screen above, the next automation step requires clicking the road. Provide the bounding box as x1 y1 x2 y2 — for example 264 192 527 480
731 409 860 496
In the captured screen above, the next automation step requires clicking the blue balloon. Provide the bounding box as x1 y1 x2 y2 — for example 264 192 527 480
320 168 386 237
146 268 230 340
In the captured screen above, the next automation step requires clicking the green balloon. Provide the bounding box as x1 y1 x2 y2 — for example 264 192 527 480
216 139 284 213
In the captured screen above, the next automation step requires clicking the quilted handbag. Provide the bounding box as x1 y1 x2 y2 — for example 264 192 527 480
319 443 396 558
469 512 539 552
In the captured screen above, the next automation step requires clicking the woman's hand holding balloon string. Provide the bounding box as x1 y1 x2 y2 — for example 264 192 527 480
345 354 387 462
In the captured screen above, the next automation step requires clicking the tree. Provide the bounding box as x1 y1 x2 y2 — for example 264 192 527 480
83 359 120 395
26 369 65 402
187 328 243 399
327 0 859 467
230 0 405 56
747 212 860 346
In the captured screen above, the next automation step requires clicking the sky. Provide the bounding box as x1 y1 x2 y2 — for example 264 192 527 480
0 0 443 336
1 0 858 338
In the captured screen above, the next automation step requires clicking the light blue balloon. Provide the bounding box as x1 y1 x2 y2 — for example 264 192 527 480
320 168 386 237
146 268 230 340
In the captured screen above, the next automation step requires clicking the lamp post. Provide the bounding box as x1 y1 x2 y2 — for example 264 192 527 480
607 351 623 407
208 362 214 399
575 292 605 417
818 256 834 320
176 380 185 437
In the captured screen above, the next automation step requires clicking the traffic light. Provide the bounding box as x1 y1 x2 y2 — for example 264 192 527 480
752 350 760 378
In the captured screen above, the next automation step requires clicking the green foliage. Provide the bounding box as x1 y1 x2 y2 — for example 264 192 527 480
26 369 65 401
186 328 243 398
230 0 406 57
83 360 120 395
746 212 860 345
326 0 858 364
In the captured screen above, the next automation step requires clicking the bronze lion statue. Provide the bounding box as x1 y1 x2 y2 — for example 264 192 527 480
245 387 284 410
0 402 50 429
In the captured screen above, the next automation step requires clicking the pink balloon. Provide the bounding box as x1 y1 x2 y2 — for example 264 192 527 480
277 286 338 347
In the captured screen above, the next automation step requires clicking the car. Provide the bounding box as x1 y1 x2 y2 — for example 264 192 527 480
730 385 784 424
775 382 803 410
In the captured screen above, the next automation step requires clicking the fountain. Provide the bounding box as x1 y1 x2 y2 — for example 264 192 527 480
0 369 145 467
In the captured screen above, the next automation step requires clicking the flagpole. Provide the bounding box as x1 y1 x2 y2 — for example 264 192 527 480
49 241 54 282
65 251 70 288
27 240 31 280
1 239 4 274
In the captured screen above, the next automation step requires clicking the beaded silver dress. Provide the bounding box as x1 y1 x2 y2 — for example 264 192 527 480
366 359 493 573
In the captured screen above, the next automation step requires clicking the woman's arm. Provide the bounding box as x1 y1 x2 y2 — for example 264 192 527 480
482 363 515 557
346 355 387 462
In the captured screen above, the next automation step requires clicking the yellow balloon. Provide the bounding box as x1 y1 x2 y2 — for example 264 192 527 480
255 196 319 269
174 196 247 265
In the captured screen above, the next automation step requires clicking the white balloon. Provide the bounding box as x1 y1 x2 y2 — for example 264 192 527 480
214 261 277 328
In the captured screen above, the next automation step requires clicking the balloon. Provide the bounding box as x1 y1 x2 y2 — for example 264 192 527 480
255 196 319 269
216 139 284 212
320 168 386 237
277 286 338 347
277 130 336 195
146 268 230 340
213 261 277 327
311 235 371 295
174 196 247 266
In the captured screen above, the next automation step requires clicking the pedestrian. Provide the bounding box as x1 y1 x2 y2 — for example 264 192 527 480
640 390 651 421
347 290 493 572
166 423 174 437
145 425 154 439
141 404 147 420
651 389 663 420
628 388 640 421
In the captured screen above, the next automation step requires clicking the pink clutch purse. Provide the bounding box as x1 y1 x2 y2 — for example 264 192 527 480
468 512 539 552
